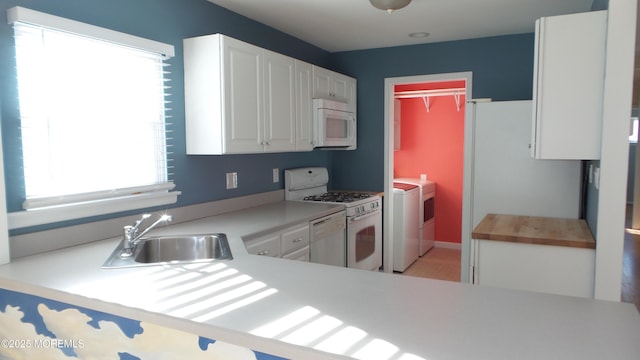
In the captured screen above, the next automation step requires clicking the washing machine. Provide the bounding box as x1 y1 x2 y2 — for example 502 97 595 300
393 182 420 272
395 177 436 256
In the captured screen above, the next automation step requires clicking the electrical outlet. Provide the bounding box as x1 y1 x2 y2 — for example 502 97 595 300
226 172 238 189
273 168 279 183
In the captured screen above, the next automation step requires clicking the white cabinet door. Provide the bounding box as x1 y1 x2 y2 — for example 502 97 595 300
531 11 607 160
282 246 310 262
394 98 401 151
244 223 310 262
312 66 333 99
312 66 357 112
223 36 264 154
475 239 595 298
331 71 356 111
245 234 281 258
263 49 296 152
280 224 310 254
295 60 314 151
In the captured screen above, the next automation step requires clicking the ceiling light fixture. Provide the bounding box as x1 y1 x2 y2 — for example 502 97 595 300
369 0 412 14
409 32 430 38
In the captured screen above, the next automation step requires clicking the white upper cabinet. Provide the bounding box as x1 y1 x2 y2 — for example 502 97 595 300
295 60 314 151
312 66 356 111
184 34 295 154
184 33 356 155
531 11 607 160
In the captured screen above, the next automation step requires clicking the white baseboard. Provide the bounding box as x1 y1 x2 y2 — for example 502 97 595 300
434 241 461 250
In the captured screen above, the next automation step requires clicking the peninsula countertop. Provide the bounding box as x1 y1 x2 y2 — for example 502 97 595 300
1 202 638 359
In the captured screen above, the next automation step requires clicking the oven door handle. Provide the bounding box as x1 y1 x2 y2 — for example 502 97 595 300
349 211 380 223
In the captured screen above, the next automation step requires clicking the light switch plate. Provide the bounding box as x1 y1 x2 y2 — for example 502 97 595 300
226 172 237 189
273 168 279 183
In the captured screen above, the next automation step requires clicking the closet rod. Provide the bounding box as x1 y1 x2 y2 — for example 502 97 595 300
395 87 466 112
394 87 466 99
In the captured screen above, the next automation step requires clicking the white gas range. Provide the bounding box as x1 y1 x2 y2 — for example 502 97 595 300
285 167 382 271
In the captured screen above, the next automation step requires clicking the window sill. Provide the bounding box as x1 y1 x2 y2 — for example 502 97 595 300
8 191 181 230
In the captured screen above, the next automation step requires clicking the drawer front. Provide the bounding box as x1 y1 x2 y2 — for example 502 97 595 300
281 225 309 254
282 246 310 262
245 235 281 258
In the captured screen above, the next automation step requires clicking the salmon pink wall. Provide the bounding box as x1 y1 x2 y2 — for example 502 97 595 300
394 81 465 244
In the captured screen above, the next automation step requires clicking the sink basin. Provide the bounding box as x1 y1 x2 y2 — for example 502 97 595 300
135 234 233 263
102 234 233 268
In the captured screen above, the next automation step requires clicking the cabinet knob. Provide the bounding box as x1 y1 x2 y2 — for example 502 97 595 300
293 237 302 243
258 250 270 256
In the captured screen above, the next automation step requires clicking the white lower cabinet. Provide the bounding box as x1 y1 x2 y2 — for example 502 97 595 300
281 246 310 262
473 239 595 298
244 223 310 262
245 234 280 258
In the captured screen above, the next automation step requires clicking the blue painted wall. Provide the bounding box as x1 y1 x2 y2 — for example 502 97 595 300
0 0 334 234
329 34 535 191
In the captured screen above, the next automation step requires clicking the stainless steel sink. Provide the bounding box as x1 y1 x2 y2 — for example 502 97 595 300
102 234 233 268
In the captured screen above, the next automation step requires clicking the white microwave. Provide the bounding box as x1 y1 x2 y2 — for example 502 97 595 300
313 98 356 150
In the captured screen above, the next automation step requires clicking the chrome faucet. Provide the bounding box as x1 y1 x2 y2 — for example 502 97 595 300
121 213 172 256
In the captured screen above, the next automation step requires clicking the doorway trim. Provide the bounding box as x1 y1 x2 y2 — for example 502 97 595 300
383 71 473 280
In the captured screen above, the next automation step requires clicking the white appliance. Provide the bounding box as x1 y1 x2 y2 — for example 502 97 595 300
471 100 581 226
313 98 357 150
394 177 435 256
465 100 582 281
393 182 420 272
310 210 347 267
285 167 382 271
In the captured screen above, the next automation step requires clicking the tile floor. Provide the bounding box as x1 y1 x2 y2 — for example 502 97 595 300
400 247 461 282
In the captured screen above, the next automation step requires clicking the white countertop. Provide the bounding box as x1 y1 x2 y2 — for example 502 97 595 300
1 201 639 359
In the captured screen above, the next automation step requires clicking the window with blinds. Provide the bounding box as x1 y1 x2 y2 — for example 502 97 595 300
7 7 179 227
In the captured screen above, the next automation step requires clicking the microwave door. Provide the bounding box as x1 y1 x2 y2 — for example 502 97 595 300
314 107 356 149
324 110 350 144
348 114 357 143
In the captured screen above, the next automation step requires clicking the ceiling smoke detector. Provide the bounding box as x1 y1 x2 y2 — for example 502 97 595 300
369 0 412 14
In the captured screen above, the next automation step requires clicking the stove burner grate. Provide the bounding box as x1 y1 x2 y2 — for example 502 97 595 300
303 192 372 203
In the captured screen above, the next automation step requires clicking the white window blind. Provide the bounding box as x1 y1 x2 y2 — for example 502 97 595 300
7 7 179 228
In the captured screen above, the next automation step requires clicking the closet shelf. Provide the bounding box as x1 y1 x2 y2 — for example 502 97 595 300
395 87 465 112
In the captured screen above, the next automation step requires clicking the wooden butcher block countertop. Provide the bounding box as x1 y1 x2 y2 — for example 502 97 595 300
472 214 596 249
